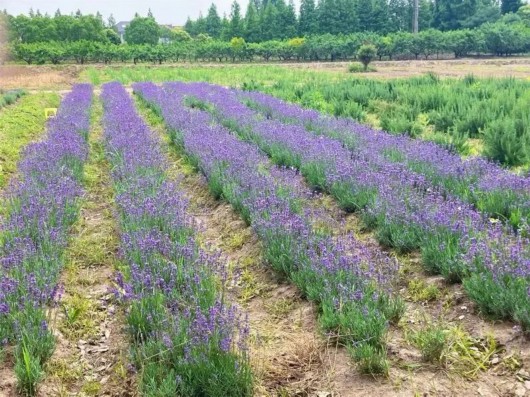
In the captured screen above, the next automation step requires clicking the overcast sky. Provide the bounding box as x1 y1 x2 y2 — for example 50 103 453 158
1 0 277 26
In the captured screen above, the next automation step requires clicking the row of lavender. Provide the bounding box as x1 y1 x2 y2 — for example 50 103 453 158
100 82 252 396
0 84 93 395
134 81 403 375
180 82 530 332
245 91 530 227
243 90 530 230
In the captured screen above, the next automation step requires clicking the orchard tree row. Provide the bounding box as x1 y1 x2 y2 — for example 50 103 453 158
12 23 530 65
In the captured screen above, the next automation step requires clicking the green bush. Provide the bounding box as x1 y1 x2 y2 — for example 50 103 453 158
356 44 378 71
348 62 376 73
483 118 530 166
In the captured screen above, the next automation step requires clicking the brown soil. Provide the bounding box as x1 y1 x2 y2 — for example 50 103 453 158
0 354 16 396
0 65 81 90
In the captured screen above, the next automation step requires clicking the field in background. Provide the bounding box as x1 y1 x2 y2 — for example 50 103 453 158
2 56 530 90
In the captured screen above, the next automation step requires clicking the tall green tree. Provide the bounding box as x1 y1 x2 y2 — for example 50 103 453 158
299 0 318 35
433 0 479 30
388 0 411 31
220 14 231 40
317 0 342 34
107 14 116 29
501 0 522 14
229 1 244 38
357 0 375 31
372 0 391 33
195 12 208 35
277 0 298 38
259 1 280 40
105 28 121 44
336 0 359 34
205 3 222 38
419 0 435 29
184 17 196 35
124 16 160 44
244 1 261 42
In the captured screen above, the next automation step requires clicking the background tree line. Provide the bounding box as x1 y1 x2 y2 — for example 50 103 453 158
2 3 529 65
184 0 524 41
10 21 530 65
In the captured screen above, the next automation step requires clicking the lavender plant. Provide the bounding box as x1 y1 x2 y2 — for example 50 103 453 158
101 82 252 396
0 84 93 395
134 81 404 375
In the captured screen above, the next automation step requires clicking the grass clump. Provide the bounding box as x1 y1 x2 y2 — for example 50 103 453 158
407 279 442 302
348 62 376 73
59 294 99 340
0 93 60 188
0 89 25 109
408 320 499 379
409 322 447 364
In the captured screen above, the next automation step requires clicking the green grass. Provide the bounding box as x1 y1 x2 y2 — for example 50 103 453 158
405 318 499 379
0 93 60 189
82 64 342 88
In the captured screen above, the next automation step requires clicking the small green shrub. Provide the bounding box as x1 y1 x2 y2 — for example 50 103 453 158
410 323 447 363
356 44 378 71
350 343 389 376
407 279 441 302
348 62 376 73
483 118 529 166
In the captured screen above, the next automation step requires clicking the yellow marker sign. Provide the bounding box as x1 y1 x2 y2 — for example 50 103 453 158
45 108 57 118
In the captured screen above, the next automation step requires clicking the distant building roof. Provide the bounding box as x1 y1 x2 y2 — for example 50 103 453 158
114 21 130 34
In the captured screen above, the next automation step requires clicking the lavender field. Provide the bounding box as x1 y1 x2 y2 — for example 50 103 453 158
0 79 529 397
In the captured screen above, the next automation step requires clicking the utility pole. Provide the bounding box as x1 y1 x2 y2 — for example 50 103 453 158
413 0 419 34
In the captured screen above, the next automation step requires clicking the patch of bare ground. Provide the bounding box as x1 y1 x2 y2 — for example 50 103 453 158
38 97 135 397
280 57 530 79
0 351 16 396
0 65 81 90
